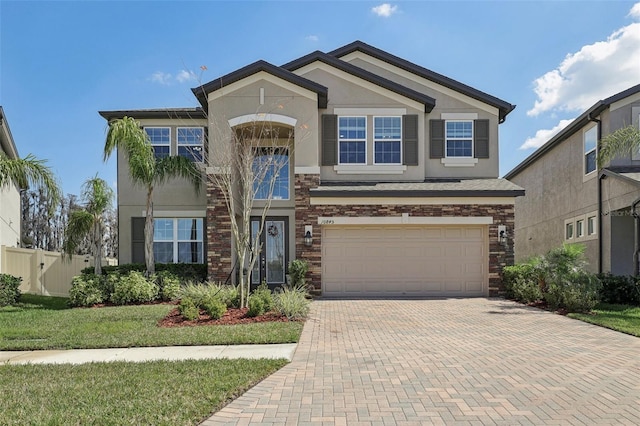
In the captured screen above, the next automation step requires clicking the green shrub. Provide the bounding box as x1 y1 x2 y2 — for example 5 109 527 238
251 282 273 312
155 271 181 301
598 274 640 305
247 296 266 317
179 297 200 321
503 261 538 299
68 274 106 307
84 263 207 283
274 286 310 320
0 273 22 307
287 259 309 290
511 277 542 304
110 271 158 305
179 282 239 308
202 297 227 319
551 272 601 313
211 283 240 308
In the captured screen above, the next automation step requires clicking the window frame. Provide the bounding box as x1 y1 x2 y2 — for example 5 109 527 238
373 116 402 165
144 127 171 159
338 116 367 165
584 124 598 175
587 215 597 236
177 127 204 163
444 120 474 158
152 218 204 264
252 148 290 201
565 222 574 240
576 219 584 238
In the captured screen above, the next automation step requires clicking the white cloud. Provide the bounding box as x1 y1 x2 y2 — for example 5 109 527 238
150 71 172 85
372 3 398 17
306 35 319 42
629 2 640 19
519 119 575 150
176 69 197 83
527 5 640 117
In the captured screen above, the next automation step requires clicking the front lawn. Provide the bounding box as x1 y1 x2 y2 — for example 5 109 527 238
569 303 640 337
0 358 287 425
0 294 303 350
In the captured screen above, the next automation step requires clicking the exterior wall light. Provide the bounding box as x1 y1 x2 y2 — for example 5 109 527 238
304 225 313 247
498 225 508 245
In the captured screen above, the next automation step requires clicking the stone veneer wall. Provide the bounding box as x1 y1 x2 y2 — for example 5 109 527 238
294 174 515 296
206 181 233 282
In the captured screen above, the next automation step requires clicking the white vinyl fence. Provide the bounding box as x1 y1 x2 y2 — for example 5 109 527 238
0 245 117 297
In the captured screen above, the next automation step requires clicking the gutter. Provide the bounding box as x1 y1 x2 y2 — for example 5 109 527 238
633 195 640 276
589 112 602 274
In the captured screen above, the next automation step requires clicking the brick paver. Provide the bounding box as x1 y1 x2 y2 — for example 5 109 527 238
202 298 640 425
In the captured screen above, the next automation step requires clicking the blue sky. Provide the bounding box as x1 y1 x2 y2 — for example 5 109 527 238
1 0 639 196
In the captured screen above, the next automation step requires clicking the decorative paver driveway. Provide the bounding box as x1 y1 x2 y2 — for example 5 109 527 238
203 298 640 425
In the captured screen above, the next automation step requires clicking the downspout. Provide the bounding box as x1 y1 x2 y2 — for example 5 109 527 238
588 113 603 273
633 195 640 276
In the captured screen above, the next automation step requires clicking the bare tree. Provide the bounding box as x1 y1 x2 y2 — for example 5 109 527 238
207 119 295 308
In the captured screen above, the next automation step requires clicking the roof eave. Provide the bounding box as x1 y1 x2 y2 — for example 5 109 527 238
0 106 19 159
98 108 207 121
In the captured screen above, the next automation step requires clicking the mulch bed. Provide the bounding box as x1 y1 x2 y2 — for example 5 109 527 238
158 307 293 328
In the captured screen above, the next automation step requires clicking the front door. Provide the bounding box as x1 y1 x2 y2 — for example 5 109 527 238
251 217 289 288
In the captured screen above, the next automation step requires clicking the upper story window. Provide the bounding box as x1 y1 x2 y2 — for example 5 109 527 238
338 117 366 164
253 148 289 200
374 117 402 164
445 120 473 158
144 127 171 159
177 127 204 162
584 125 597 175
153 218 203 264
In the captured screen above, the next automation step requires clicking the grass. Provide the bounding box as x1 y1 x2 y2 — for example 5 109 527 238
0 294 303 350
569 303 640 337
0 358 287 425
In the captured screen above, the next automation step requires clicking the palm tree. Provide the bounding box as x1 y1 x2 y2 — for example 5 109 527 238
598 125 640 168
103 116 202 276
62 176 114 275
0 152 61 215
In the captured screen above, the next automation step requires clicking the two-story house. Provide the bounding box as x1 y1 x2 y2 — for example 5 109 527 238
0 107 22 272
505 84 640 275
100 41 523 297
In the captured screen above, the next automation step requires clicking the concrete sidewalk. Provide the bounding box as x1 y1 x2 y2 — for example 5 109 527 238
0 343 297 365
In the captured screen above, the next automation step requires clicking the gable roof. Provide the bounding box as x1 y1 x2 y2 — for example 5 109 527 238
282 51 436 113
504 83 640 180
328 41 515 122
98 108 206 121
0 106 19 159
192 60 328 111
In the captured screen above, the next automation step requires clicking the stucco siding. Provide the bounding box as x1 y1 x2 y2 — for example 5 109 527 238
609 101 640 168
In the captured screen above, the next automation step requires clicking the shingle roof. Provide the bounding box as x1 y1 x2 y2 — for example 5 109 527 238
310 179 524 198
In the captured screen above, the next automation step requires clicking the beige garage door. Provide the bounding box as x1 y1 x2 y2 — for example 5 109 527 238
322 225 486 297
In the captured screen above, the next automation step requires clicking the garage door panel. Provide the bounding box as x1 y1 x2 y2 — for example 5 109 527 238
322 225 486 297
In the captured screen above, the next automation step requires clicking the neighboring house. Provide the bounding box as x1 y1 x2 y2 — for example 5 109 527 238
505 84 640 275
100 41 523 297
0 107 22 272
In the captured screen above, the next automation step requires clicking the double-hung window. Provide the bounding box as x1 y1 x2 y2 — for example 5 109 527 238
145 127 170 159
374 117 402 164
177 127 204 162
338 117 366 164
445 120 473 158
584 125 597 175
253 148 289 200
153 218 203 263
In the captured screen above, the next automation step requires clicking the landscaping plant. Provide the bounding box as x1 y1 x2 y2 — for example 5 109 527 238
68 274 107 307
287 259 309 290
274 286 310 320
111 271 158 305
0 273 21 307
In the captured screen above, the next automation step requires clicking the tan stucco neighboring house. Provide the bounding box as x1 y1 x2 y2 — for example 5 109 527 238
100 41 523 297
0 107 22 272
505 84 640 276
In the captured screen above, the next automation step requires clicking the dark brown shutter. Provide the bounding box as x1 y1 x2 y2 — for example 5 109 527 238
429 119 444 159
131 217 145 264
474 119 490 158
321 114 337 166
402 115 419 166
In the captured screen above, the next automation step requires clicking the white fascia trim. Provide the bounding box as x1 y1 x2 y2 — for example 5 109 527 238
339 51 498 116
294 166 321 174
440 158 479 167
228 113 297 128
208 71 318 103
318 215 493 226
610 92 640 112
310 196 515 205
143 210 206 217
333 165 407 174
441 113 478 120
334 107 407 116
292 62 424 112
